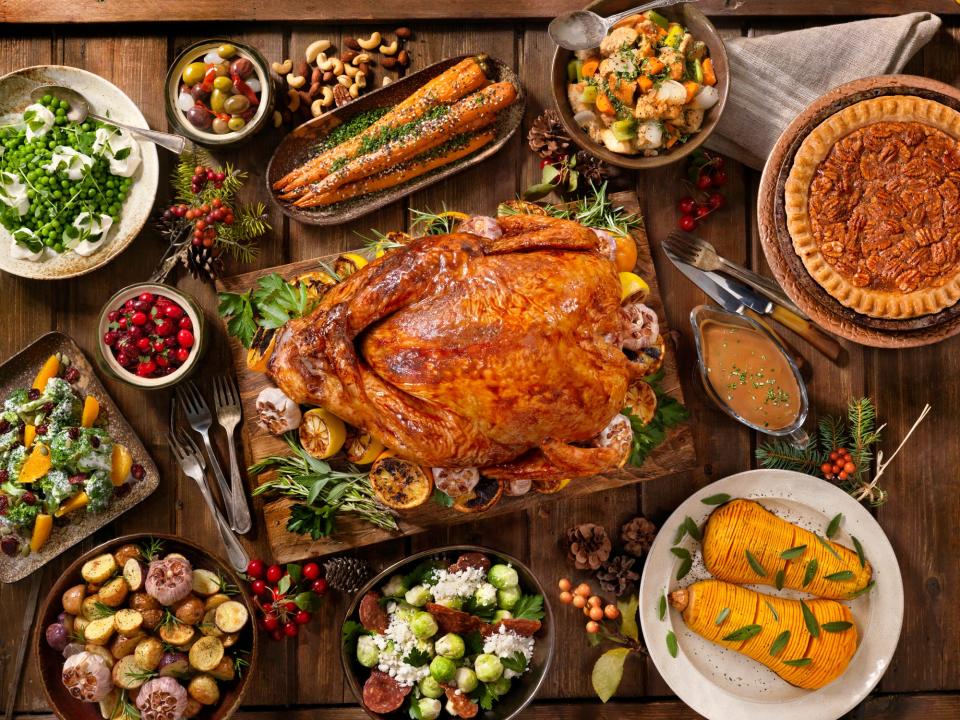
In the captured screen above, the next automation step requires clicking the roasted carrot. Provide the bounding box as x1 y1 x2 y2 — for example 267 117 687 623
683 80 700 103
703 58 717 86
580 59 600 78
638 76 653 92
274 57 489 192
292 82 517 206
298 132 495 207
595 91 614 115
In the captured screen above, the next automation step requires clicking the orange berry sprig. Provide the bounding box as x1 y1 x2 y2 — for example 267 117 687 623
820 447 857 482
558 578 635 642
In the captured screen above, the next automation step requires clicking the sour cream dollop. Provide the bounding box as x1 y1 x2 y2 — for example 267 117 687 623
22 103 55 141
44 147 94 181
92 126 141 177
0 171 29 217
64 212 114 257
10 228 47 261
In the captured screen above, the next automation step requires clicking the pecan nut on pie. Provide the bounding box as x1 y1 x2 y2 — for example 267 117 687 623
785 96 960 319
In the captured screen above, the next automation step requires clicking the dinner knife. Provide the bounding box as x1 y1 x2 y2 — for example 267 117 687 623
665 248 841 362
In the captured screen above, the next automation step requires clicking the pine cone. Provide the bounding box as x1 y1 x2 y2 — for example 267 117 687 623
621 516 657 557
528 109 571 159
185 244 222 282
323 556 373 593
566 523 612 570
574 150 611 185
596 555 640 597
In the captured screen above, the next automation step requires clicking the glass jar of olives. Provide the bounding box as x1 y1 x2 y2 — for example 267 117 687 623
165 39 274 147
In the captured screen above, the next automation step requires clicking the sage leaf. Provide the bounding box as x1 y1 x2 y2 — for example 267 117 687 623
800 599 819 638
775 569 785 591
683 516 702 541
671 547 691 560
847 580 876 599
657 593 666 621
825 570 855 582
815 533 842 561
676 557 693 581
852 535 866 568
765 600 780 623
822 621 853 633
783 658 812 667
701 493 731 505
673 523 688 545
715 607 730 625
802 558 818 587
592 647 631 702
826 513 843 538
745 549 767 577
770 630 790 656
780 545 807 560
666 631 679 658
722 624 762 642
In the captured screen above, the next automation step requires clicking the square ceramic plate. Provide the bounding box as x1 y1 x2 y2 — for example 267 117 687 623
639 470 904 720
0 332 159 582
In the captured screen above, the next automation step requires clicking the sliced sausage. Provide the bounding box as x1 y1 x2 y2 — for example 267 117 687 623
359 591 389 633
444 686 479 718
363 670 409 713
481 618 542 637
425 602 489 635
448 552 491 574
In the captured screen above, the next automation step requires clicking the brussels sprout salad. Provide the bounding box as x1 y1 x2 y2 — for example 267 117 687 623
0 354 142 559
345 551 546 718
0 94 140 262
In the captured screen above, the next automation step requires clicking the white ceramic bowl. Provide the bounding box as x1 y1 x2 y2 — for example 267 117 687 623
0 65 159 280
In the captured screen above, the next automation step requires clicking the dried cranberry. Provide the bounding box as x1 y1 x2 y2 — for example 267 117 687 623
89 435 101 449
41 402 54 414
0 495 7 514
67 427 80 440
113 484 131 499
0 420 9 434
35 424 48 436
131 464 145 480
64 367 80 383
22 491 36 506
27 388 40 401
0 469 8 483
68 474 86 486
1 536 19 556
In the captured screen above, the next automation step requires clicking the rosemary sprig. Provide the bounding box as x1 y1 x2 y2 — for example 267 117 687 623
409 206 463 236
90 601 117 620
139 537 164 562
250 433 398 538
541 182 644 238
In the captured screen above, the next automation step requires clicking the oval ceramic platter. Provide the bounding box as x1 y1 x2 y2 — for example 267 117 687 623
266 54 525 226
639 470 903 720
0 65 159 280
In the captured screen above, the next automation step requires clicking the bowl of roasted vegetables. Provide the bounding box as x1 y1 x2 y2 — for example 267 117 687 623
36 534 257 720
552 1 728 168
341 546 553 720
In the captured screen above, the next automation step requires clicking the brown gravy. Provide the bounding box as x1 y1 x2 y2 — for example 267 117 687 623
701 320 800 430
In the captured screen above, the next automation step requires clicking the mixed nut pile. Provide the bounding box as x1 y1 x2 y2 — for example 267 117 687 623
271 27 413 126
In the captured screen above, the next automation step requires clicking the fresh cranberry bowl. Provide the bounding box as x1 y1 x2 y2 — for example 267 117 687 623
97 283 204 389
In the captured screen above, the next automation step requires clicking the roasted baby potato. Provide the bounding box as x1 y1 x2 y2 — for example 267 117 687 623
99 577 130 608
190 569 221 597
129 592 161 613
189 637 225 672
188 674 220 706
203 593 231 612
110 632 144 660
140 609 163 632
84 643 115 668
207 656 235 682
82 553 119 584
112 655 148 690
173 595 205 626
159 621 195 647
81 594 102 621
113 609 143 636
62 584 87 616
200 608 224 638
213 601 249 634
84 617 117 646
134 636 164 670
113 544 143 567
123 558 144 592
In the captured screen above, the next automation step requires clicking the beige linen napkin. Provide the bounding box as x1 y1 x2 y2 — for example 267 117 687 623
706 12 942 169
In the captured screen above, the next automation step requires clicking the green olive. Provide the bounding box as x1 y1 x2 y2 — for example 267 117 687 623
210 88 228 113
227 116 246 132
214 61 230 77
222 94 250 114
217 43 237 59
213 76 234 92
182 62 208 86
212 117 230 135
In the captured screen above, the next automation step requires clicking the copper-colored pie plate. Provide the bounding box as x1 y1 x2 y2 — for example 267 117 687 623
759 74 960 348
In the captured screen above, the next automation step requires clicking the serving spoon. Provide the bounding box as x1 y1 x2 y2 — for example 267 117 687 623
549 0 688 51
30 84 186 154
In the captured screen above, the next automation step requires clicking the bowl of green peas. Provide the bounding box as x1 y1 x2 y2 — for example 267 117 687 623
0 65 159 280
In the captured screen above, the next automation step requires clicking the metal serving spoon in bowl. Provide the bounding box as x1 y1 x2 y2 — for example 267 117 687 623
549 0 687 51
30 84 186 154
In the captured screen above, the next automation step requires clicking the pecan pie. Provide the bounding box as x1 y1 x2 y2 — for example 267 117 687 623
785 96 960 319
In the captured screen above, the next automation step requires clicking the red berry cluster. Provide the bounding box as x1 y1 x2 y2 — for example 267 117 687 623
162 166 236 250
191 165 225 193
103 292 196 379
821 448 857 482
246 558 327 642
677 154 727 233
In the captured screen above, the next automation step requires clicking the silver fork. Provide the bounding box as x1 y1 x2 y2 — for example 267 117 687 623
168 402 249 571
664 232 809 319
175 381 238 531
212 374 252 535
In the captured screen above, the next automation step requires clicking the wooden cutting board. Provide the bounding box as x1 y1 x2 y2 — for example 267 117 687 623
218 191 696 562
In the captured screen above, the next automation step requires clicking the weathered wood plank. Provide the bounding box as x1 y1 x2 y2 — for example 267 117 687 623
3 0 957 23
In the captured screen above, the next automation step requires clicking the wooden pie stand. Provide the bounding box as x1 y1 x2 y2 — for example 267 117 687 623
758 73 960 348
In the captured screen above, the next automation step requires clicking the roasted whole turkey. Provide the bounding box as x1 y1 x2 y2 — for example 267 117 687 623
268 213 661 482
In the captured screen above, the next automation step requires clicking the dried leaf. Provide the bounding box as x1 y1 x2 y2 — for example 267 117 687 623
592 647 631 702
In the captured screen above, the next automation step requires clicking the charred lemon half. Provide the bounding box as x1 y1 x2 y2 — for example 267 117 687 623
452 476 504 513
299 408 347 459
369 454 433 510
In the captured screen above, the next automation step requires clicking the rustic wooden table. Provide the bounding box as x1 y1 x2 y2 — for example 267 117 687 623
1 2 958 718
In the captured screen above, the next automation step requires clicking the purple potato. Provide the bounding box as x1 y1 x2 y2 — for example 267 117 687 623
157 651 190 678
45 623 69 652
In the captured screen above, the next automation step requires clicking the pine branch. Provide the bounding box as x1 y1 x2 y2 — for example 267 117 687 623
817 415 848 455
755 439 824 473
847 397 879 478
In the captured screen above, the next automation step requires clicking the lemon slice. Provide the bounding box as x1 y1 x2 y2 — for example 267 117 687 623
438 210 470 221
619 271 650 302
334 252 369 278
299 408 347 459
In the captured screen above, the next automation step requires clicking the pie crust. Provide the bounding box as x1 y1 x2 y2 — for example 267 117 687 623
785 95 960 319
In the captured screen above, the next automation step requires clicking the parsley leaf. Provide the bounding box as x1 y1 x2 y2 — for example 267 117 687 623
218 273 318 348
501 651 528 674
217 291 256 348
624 369 688 467
341 620 366 649
511 594 544 621
403 647 432 667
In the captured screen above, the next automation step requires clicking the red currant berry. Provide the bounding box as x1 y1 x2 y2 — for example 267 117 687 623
696 173 713 190
103 331 118 346
251 580 267 595
262 602 273 613
164 304 184 320
138 292 154 303
154 340 166 353
266 565 283 583
707 192 725 210
136 337 151 352
177 329 195 348
118 317 128 329
179 316 193 330
712 169 728 187
694 205 710 220
155 319 175 337
678 196 696 214
302 562 320 580
108 311 119 322
247 559 265 578
311 578 328 595
678 214 697 232
263 614 279 632
175 347 191 364
136 361 156 377
283 622 298 638
285 601 297 613
295 610 311 625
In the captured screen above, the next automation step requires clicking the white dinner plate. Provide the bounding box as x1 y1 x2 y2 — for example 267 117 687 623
639 469 903 720
0 65 159 279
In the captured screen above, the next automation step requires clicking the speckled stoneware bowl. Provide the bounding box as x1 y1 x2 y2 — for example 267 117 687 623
0 332 159 583
340 545 554 720
0 65 159 280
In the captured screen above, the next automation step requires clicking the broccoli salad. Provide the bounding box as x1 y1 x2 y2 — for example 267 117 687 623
0 353 142 559
347 551 545 718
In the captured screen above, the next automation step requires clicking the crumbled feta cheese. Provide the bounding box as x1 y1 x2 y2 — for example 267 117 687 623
426 566 487 603
483 625 535 679
371 613 431 687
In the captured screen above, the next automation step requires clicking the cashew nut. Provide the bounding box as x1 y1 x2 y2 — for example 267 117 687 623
287 73 306 89
313 51 328 67
310 98 326 117
379 40 399 56
305 39 331 64
272 110 283 127
351 52 372 67
286 88 301 112
344 64 359 78
355 72 367 89
357 32 381 51
271 59 293 74
320 85 334 107
318 57 345 76
337 74 352 88
349 82 360 98
381 76 393 87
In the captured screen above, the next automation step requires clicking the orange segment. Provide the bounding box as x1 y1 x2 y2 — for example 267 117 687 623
23 424 36 449
30 513 53 552
111 444 133 486
81 396 100 428
55 492 89 517
32 355 60 391
19 443 51 483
